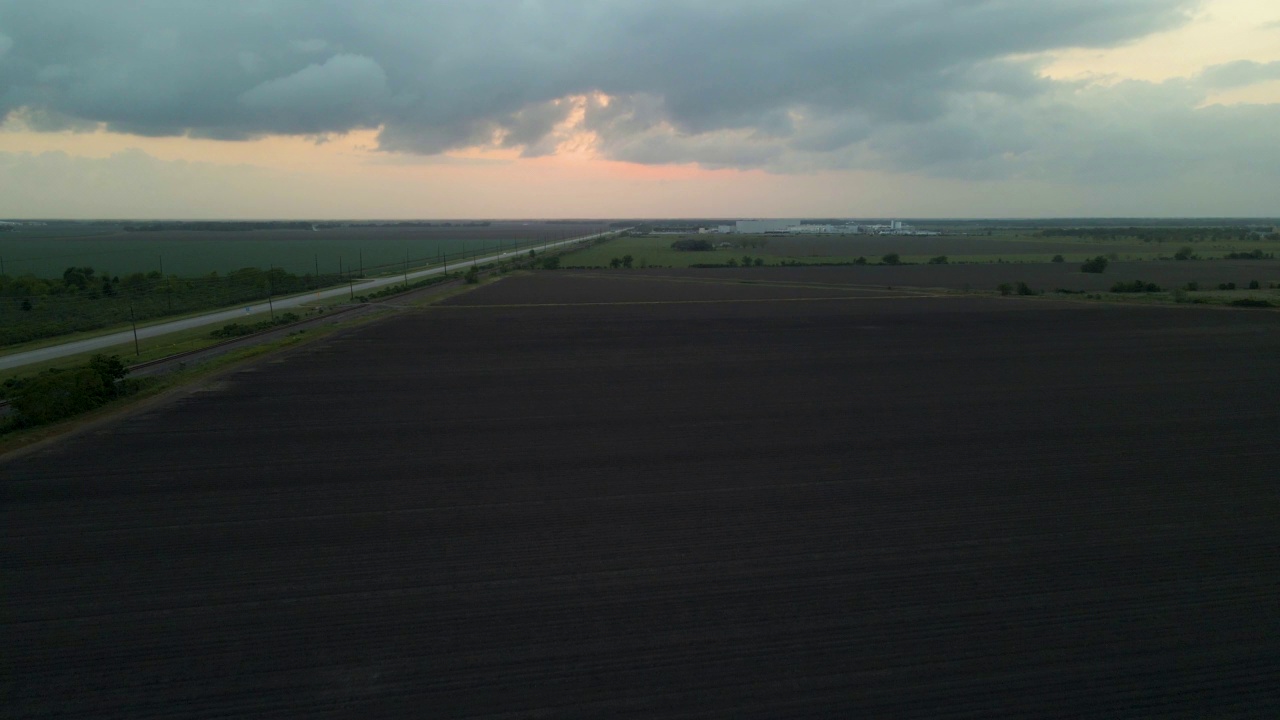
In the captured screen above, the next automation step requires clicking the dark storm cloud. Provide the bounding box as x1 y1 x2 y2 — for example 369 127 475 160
6 0 1274 183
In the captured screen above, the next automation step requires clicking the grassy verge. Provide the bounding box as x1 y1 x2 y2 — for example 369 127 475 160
0 313 377 458
0 273 502 457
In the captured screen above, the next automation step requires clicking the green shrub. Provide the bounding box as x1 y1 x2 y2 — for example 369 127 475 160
881 253 901 265
670 238 713 252
1110 279 1162 293
1081 256 1109 273
1229 298 1274 308
928 256 948 264
8 354 131 427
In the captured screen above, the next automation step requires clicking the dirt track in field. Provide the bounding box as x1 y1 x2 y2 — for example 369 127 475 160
4 271 1279 718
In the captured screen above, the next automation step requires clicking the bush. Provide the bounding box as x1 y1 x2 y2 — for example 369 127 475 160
1016 281 1035 296
1224 249 1273 260
464 266 479 284
1229 298 1275 307
881 253 901 265
8 354 131 427
1110 280 1162 293
997 283 1013 296
1081 256 1109 273
1051 254 1065 263
1174 246 1196 261
1218 282 1236 291
539 256 560 270
670 238 713 252
928 256 948 264
1248 280 1260 290
1184 281 1199 291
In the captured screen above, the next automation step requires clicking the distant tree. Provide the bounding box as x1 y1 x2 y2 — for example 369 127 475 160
622 255 634 268
1051 254 1065 263
1184 281 1199 291
121 272 149 296
464 266 479 284
928 256 948 264
88 353 128 384
540 256 560 270
881 253 901 265
1016 281 1036 295
670 238 713 251
753 257 764 266
1174 246 1195 261
609 257 622 269
742 255 753 267
62 266 95 290
726 257 738 267
1080 256 1109 273
854 256 868 265
1248 280 1260 289
1110 279 1162 293
997 283 1013 296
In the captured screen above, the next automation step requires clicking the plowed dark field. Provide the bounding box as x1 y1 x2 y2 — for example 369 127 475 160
5 271 1279 718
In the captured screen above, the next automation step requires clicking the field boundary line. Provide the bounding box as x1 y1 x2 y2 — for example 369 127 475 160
420 294 948 309
557 271 944 295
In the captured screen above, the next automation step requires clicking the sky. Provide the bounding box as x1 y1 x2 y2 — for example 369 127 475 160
0 0 1277 219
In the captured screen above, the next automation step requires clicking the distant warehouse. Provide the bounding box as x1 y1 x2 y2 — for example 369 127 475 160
735 219 797 234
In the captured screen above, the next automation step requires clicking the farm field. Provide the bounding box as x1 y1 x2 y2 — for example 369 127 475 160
4 271 1279 717
567 232 1280 267
0 221 610 277
601 261 1280 297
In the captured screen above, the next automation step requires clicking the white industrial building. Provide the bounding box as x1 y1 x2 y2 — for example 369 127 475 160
736 219 797 234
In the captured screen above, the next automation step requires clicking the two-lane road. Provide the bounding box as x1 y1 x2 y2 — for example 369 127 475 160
0 230 622 371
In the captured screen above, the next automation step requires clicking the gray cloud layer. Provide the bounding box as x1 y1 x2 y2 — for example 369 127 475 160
1 0 1277 183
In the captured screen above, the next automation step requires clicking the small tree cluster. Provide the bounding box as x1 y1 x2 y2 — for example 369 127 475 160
1080 256 1109 273
1110 280 1163 293
670 238 713 252
6 354 131 428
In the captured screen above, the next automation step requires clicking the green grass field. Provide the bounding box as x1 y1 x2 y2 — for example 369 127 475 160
0 229 557 278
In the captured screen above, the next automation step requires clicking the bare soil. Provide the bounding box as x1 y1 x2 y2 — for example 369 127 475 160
4 271 1278 718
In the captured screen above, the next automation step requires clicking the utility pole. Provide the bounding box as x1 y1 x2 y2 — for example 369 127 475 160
314 254 319 287
129 303 140 356
403 252 409 287
359 249 363 278
267 277 275 321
